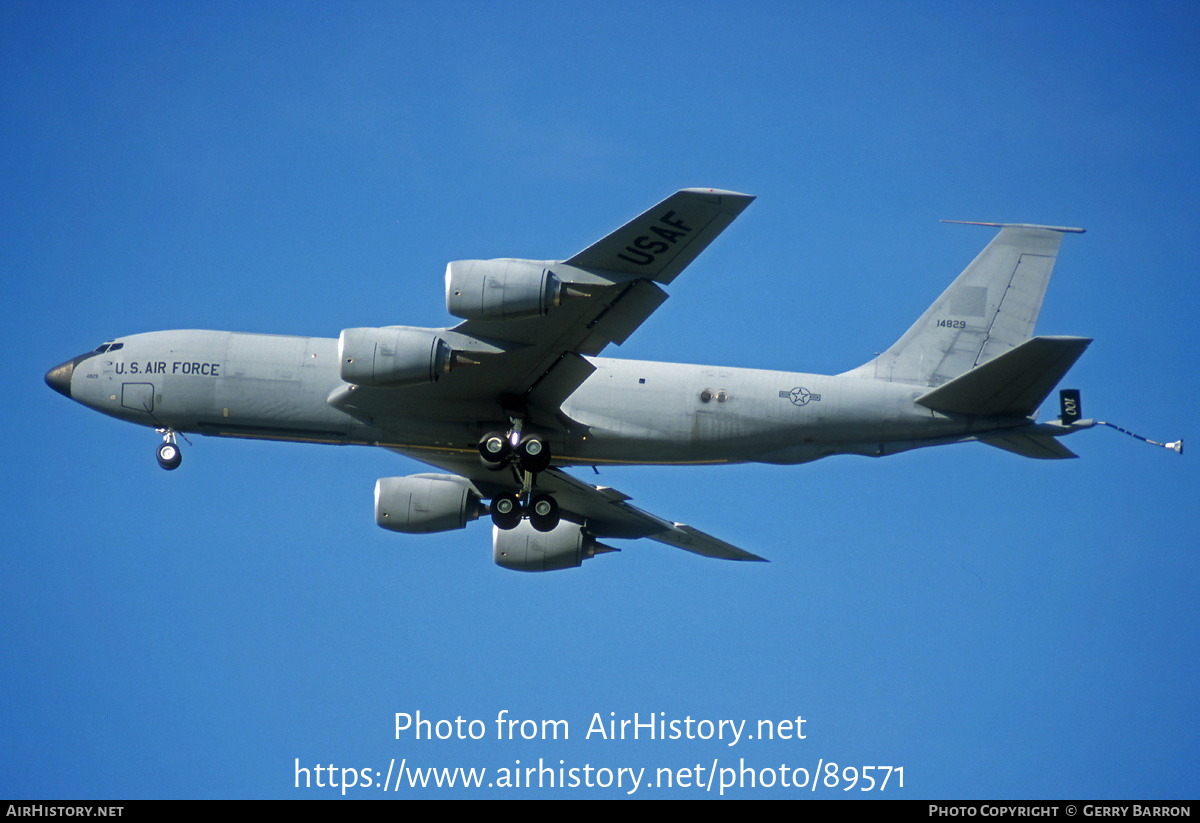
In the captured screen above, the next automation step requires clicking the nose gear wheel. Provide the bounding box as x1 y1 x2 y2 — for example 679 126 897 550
155 429 182 470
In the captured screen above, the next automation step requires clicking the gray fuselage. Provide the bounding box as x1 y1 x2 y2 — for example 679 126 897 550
53 329 1015 468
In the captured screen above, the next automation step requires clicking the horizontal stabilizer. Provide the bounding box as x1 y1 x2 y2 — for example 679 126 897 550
916 336 1091 417
977 433 1078 460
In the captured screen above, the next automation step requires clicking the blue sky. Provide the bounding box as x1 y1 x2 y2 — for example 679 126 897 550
3 2 1197 799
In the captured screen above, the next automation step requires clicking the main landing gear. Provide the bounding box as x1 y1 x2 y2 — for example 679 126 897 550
478 429 551 473
490 491 560 532
155 428 182 471
478 425 559 532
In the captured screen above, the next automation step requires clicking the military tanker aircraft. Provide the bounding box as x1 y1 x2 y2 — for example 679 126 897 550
46 189 1177 572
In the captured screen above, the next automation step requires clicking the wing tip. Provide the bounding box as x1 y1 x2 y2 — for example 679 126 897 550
940 219 1086 234
680 187 755 199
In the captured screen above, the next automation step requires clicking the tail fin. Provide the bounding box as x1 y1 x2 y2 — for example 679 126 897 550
846 222 1084 387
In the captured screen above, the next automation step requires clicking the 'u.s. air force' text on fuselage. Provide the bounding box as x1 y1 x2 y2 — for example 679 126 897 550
112 361 221 376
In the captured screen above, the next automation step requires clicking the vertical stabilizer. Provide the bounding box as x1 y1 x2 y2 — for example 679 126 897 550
846 223 1083 388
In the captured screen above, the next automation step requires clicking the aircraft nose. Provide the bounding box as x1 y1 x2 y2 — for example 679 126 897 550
45 358 77 398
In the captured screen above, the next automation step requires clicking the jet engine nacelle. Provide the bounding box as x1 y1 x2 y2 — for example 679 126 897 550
375 474 482 533
445 259 564 321
493 518 605 572
339 326 452 387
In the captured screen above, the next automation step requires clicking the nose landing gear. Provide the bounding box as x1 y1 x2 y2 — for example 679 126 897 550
155 429 182 470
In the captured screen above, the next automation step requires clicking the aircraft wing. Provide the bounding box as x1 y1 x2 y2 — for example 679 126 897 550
387 446 767 563
330 189 754 428
562 187 756 284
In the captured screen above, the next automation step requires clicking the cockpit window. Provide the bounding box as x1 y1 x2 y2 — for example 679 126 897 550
93 342 123 353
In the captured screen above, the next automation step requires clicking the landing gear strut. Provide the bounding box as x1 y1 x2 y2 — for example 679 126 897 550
155 429 182 470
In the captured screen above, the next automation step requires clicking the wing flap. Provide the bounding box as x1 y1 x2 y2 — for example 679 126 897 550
527 352 597 417
576 279 668 355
